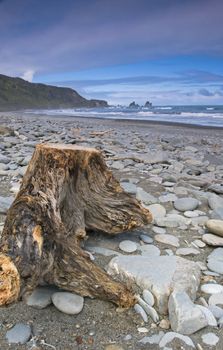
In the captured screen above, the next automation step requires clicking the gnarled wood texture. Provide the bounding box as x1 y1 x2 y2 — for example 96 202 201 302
0 144 152 307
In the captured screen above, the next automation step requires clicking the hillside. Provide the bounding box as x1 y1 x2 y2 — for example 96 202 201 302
0 74 108 110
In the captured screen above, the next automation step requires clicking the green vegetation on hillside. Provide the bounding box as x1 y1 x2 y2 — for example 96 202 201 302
0 74 107 110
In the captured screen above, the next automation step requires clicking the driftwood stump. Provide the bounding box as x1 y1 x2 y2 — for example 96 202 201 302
0 144 152 307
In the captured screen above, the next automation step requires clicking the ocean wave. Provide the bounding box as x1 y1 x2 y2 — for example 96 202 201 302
154 106 172 110
25 106 223 127
180 112 223 118
136 111 156 116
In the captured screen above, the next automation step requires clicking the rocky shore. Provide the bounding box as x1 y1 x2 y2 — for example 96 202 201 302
0 112 223 349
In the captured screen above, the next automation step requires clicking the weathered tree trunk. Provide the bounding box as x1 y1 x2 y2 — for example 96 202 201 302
0 144 152 307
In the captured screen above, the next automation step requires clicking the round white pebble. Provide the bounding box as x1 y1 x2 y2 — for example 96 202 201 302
152 226 166 234
184 211 199 218
201 283 223 294
137 327 149 333
119 240 137 253
52 292 84 315
202 332 219 346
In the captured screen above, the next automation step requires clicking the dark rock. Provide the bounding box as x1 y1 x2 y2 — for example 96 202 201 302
128 101 139 108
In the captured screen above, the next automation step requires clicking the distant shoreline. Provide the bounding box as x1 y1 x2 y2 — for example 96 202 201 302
3 110 223 131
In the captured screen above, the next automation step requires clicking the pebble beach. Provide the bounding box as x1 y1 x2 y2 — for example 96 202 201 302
0 111 223 350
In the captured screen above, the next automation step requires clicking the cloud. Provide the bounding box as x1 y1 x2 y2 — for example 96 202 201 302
199 88 215 96
0 0 223 77
48 68 223 104
181 70 223 83
198 88 223 97
52 69 223 89
20 69 35 82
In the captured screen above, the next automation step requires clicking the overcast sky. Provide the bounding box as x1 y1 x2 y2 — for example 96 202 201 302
0 0 223 105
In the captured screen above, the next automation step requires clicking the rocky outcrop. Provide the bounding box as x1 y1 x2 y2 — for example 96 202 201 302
144 101 152 107
128 101 139 108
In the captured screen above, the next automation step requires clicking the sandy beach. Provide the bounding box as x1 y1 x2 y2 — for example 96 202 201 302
0 112 223 350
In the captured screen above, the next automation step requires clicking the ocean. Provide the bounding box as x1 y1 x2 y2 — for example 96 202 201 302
27 105 223 128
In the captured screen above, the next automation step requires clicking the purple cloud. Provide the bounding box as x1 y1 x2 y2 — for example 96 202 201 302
0 0 223 77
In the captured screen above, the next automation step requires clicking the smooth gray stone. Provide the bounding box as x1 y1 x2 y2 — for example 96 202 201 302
209 293 223 306
143 289 155 306
208 305 223 319
4 136 20 145
208 193 223 210
168 292 208 335
208 247 223 260
147 204 166 220
159 332 195 348
120 182 137 194
207 248 223 274
139 331 164 344
123 334 132 341
86 246 121 257
192 239 206 248
139 244 160 256
0 163 9 171
191 216 209 226
52 292 84 315
208 184 223 195
202 233 223 247
137 296 159 322
0 196 14 214
174 197 199 212
211 207 223 220
185 146 198 152
144 151 168 165
6 323 31 344
26 286 56 309
203 270 220 277
155 214 190 228
139 234 153 244
0 154 10 164
159 193 178 203
163 181 175 187
8 163 18 170
196 305 217 326
201 333 219 346
201 283 223 294
176 248 200 256
206 219 223 237
136 188 157 204
18 166 27 176
119 240 137 253
107 255 201 314
152 226 166 234
134 303 148 322
184 210 199 218
23 141 37 147
155 234 179 247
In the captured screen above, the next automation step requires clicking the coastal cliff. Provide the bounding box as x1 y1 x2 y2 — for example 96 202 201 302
0 74 108 110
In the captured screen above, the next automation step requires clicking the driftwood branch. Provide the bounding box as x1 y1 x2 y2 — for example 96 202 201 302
0 144 152 307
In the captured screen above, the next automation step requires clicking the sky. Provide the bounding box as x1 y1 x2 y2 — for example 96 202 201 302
0 0 223 105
